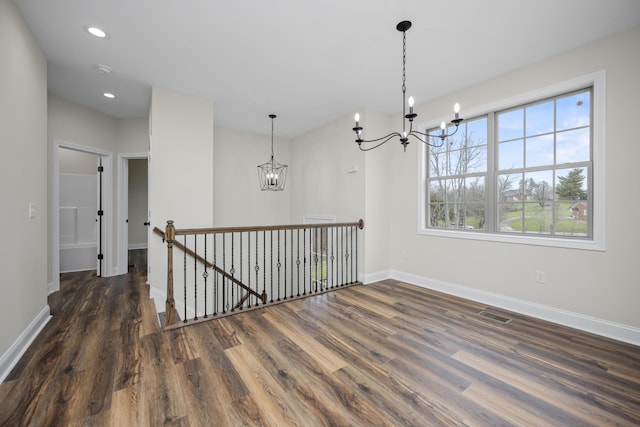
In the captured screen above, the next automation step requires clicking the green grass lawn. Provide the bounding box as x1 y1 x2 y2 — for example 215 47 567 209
501 201 588 235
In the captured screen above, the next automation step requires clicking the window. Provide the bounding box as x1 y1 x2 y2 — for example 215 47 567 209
420 72 605 250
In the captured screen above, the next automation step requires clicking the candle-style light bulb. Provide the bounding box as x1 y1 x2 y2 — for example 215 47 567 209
453 103 460 120
408 96 415 107
354 113 360 125
440 121 446 137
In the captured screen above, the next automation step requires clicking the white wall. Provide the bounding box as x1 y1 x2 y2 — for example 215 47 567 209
290 115 365 223
213 127 290 226
0 0 48 363
389 27 640 332
148 87 214 298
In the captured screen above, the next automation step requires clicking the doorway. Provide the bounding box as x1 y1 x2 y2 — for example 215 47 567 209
51 140 113 293
117 153 149 277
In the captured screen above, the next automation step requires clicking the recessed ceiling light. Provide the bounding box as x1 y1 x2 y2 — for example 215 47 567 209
85 26 109 39
103 92 116 99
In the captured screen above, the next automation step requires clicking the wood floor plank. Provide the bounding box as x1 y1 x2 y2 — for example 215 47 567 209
261 310 348 373
1 252 639 426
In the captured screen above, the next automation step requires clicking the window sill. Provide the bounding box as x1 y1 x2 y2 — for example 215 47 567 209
418 227 605 252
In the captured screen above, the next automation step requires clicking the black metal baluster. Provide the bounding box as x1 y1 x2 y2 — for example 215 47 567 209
231 232 235 312
290 229 294 298
270 230 274 303
223 233 227 314
354 225 358 284
203 234 208 318
239 232 243 309
255 231 260 306
296 229 301 297
183 235 187 322
247 232 251 308
263 230 266 304
194 235 198 320
277 230 281 301
283 230 288 300
303 228 307 295
312 229 318 292
341 227 345 287
213 233 217 316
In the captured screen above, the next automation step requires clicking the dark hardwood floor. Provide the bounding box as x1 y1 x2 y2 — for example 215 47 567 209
1 249 639 426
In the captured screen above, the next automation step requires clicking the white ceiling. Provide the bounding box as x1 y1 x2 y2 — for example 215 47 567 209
15 0 640 138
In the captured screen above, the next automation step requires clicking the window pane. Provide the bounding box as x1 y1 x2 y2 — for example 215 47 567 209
557 90 590 131
525 134 554 167
429 145 447 177
498 172 523 202
467 117 488 147
553 168 588 236
555 167 587 201
465 177 485 230
498 109 524 142
466 148 487 174
557 128 590 164
526 100 554 136
448 149 463 175
499 139 524 170
498 192 523 233
430 179 447 200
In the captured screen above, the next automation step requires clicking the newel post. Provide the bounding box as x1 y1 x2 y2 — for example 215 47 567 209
165 220 176 327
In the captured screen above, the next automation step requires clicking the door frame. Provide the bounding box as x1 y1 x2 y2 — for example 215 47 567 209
51 140 113 293
117 152 148 276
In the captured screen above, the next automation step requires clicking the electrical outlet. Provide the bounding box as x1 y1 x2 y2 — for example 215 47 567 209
28 203 36 219
535 270 546 284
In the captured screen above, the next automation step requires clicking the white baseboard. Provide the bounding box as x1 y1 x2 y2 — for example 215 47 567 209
0 306 51 383
389 269 640 347
361 270 392 284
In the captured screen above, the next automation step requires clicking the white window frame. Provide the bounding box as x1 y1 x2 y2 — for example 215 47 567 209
418 70 606 251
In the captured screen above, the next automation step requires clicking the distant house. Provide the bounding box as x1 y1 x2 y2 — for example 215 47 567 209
503 189 524 201
570 201 588 220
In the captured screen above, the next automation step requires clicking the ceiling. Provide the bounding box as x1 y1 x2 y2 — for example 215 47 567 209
15 0 640 139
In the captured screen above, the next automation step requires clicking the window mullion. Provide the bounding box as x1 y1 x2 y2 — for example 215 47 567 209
486 112 496 232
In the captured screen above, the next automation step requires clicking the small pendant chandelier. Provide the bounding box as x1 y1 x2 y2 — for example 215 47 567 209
352 20 464 152
257 114 288 191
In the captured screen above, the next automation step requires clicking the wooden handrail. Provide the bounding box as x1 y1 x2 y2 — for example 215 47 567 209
153 227 267 305
173 219 364 236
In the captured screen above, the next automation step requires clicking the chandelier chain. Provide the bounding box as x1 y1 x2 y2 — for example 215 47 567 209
401 30 407 95
270 116 275 160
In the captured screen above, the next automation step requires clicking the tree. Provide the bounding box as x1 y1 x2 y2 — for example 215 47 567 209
531 180 552 208
556 168 587 200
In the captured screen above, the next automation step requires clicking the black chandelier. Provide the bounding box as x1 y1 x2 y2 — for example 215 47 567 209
257 114 288 191
352 20 464 152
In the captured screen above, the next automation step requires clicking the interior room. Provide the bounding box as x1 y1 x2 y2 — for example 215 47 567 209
1 0 639 425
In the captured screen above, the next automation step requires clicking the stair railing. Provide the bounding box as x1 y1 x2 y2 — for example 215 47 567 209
158 219 364 329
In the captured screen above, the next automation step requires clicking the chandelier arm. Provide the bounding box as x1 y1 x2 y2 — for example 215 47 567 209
409 123 462 139
357 132 402 151
407 132 445 147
